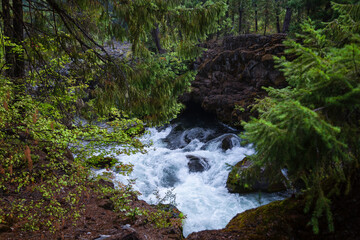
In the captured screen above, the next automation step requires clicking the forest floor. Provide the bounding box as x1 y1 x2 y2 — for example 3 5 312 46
0 177 184 240
0 144 183 240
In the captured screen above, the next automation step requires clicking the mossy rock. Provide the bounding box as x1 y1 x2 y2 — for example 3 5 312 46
85 156 117 168
224 197 311 239
226 157 287 193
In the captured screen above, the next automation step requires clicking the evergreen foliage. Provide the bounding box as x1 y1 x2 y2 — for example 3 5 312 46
241 2 360 233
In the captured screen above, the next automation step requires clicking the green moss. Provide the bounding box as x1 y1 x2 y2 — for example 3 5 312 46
224 197 309 239
84 156 117 168
226 157 287 193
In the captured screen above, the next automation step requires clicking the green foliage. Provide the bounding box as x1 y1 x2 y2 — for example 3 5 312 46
241 2 360 233
94 53 196 124
95 175 185 229
0 0 225 235
110 0 226 58
0 52 146 232
84 156 117 168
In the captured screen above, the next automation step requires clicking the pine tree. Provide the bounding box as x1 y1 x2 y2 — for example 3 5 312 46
241 2 360 233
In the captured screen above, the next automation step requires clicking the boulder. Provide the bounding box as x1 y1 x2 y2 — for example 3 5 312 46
186 155 210 173
226 157 287 193
221 135 233 151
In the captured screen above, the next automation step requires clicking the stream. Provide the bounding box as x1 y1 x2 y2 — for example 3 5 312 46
96 108 285 237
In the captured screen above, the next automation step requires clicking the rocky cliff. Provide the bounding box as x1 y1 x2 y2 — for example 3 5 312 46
180 34 288 127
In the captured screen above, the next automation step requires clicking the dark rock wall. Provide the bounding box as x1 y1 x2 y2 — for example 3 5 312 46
180 34 288 127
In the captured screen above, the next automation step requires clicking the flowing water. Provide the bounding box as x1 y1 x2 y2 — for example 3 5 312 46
96 109 285 237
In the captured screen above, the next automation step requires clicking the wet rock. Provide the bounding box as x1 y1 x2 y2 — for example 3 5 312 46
186 155 210 173
221 135 234 151
163 124 187 149
226 157 287 193
164 125 215 150
187 197 308 240
180 34 288 127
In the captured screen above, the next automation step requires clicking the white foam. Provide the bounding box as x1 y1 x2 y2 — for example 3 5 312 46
102 125 283 237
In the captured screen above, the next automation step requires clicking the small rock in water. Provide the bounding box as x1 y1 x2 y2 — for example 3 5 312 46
186 155 210 173
220 134 241 151
221 135 234 151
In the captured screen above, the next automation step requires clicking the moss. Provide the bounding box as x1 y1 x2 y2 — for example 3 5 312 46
226 157 287 193
84 156 117 168
223 197 310 239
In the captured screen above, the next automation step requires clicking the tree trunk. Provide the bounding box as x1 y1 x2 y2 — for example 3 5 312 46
151 25 165 54
13 0 25 78
276 15 281 33
275 0 281 33
282 7 292 33
232 6 235 27
254 4 258 33
263 7 268 36
239 8 243 34
263 19 267 36
2 0 14 77
2 0 24 78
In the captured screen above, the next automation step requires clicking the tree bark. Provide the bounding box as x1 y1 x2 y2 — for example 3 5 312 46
239 8 243 34
276 15 281 33
1 0 25 78
275 0 281 33
2 0 14 77
254 4 258 33
263 18 267 36
13 0 25 78
151 25 165 54
282 7 292 33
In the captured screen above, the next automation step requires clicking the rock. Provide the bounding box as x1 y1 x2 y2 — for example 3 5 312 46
94 235 111 240
187 197 309 240
226 157 287 193
163 124 187 149
187 179 360 240
155 204 182 218
221 135 234 151
180 34 289 127
106 230 140 240
186 155 210 173
164 124 215 150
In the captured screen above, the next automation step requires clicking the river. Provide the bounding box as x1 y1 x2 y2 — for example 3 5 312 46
96 108 285 237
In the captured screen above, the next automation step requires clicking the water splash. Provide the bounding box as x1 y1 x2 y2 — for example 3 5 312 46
96 118 284 237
